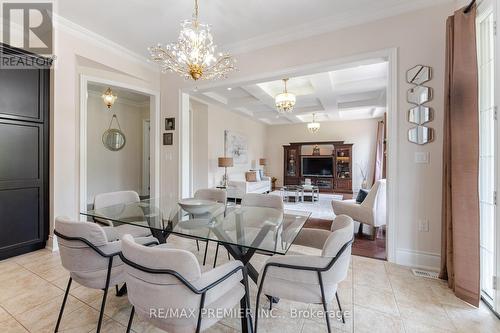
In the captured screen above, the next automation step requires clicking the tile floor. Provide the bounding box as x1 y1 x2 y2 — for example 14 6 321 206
0 235 499 333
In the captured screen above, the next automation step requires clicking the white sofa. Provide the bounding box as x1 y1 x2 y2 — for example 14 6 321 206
227 175 271 199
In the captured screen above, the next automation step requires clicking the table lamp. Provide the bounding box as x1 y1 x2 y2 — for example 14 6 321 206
218 157 233 187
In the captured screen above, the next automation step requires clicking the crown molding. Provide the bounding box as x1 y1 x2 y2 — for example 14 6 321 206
53 14 159 73
225 0 453 54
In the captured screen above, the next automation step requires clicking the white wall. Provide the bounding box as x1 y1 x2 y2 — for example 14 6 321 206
191 100 268 190
162 3 453 269
50 20 160 248
191 99 209 191
266 119 381 192
86 93 149 204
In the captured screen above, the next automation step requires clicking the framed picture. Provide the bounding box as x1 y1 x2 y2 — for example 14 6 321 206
163 133 173 145
165 117 175 130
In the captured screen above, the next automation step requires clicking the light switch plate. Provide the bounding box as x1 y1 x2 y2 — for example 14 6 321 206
418 219 429 232
415 152 429 164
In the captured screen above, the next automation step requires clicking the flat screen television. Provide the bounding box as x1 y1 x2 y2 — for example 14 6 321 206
301 156 334 177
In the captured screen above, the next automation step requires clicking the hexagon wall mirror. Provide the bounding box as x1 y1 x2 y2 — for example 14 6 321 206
408 126 434 145
409 106 433 125
406 65 432 85
407 86 432 105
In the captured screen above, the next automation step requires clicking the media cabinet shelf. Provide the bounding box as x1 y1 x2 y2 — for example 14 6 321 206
283 141 353 194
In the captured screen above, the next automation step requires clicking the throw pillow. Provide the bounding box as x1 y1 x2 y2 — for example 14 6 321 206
245 171 257 182
356 189 369 204
250 169 262 181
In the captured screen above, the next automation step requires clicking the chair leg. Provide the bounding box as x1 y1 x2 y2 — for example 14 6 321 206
371 226 379 241
115 285 119 296
196 240 200 251
213 242 220 268
202 241 209 266
96 257 113 333
318 272 331 333
241 267 253 333
357 222 363 236
335 291 345 324
195 293 206 333
126 306 135 333
54 277 72 332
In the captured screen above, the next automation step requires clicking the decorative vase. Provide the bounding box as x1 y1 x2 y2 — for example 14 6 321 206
361 179 368 189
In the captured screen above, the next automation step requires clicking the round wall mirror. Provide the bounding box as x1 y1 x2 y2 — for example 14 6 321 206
102 128 126 151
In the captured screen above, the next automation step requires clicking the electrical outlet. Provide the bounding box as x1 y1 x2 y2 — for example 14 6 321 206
418 219 429 232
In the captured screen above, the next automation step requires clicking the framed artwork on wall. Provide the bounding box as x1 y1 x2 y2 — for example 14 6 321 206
163 132 173 145
224 130 248 164
165 117 175 130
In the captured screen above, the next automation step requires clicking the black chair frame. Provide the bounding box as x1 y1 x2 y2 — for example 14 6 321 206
119 253 253 333
254 238 354 333
53 229 157 333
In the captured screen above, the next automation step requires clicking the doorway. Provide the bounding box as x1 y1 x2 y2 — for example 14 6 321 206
79 75 161 213
182 49 398 262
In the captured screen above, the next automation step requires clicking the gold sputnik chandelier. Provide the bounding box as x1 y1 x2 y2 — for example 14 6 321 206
148 0 236 81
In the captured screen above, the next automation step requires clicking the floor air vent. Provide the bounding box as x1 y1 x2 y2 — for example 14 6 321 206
411 269 439 280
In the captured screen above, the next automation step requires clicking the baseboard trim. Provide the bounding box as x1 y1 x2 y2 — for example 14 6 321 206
395 248 440 271
46 235 59 252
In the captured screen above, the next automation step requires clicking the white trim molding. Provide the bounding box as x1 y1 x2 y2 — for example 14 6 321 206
396 248 441 271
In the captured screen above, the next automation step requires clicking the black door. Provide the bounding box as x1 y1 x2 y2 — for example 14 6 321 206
0 44 49 260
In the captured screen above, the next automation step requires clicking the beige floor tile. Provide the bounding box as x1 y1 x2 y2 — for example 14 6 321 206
403 319 457 333
15 294 85 333
88 292 132 324
11 250 55 266
444 302 500 333
353 284 399 316
1 316 29 333
69 285 106 304
56 304 105 333
396 297 456 331
353 305 404 333
353 267 392 293
204 322 239 332
0 304 11 323
0 280 64 315
87 318 126 333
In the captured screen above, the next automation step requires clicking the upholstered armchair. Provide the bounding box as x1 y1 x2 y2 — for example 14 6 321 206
255 215 354 333
120 234 252 333
93 190 152 238
54 216 157 333
331 179 386 240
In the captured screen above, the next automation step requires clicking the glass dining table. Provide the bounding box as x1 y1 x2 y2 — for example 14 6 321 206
81 197 311 331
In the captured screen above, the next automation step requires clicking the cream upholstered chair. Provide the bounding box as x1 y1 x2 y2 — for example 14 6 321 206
241 193 284 210
193 188 228 266
255 215 354 333
120 234 251 333
331 179 386 240
93 190 152 238
54 216 157 333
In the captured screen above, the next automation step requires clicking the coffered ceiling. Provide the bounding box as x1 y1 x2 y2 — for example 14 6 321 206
191 60 388 125
57 0 451 57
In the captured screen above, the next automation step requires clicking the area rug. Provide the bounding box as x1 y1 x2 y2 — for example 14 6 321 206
269 191 343 220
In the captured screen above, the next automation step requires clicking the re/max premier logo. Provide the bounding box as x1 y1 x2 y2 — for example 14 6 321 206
2 1 55 68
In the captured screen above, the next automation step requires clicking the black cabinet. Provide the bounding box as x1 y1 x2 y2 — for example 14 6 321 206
0 44 49 260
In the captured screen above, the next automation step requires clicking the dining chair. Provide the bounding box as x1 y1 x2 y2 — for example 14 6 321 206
254 215 354 333
93 190 152 238
120 234 252 333
193 188 229 266
53 216 158 333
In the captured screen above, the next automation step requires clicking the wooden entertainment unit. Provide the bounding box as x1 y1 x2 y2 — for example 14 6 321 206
283 141 353 194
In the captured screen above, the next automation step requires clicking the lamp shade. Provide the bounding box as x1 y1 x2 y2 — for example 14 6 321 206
218 157 233 167
259 158 267 166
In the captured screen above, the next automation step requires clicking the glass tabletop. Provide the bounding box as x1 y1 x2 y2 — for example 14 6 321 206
81 198 311 255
